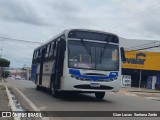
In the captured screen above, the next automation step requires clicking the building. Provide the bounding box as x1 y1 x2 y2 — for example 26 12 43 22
8 67 31 80
120 37 160 90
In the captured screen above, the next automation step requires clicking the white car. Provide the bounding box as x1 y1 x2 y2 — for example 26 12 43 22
21 78 25 80
15 76 21 80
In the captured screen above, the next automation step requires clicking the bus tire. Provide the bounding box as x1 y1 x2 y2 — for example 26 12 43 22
52 90 59 98
35 84 40 90
35 75 40 90
51 83 59 98
95 92 105 100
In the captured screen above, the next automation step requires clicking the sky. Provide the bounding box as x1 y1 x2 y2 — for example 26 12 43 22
0 0 160 68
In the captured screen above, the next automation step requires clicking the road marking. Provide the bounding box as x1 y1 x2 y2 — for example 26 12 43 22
14 87 50 120
6 86 20 120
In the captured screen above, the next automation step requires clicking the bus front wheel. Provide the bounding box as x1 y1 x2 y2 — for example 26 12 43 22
95 92 105 100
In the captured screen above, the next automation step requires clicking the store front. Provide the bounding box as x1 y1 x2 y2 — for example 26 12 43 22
122 51 160 90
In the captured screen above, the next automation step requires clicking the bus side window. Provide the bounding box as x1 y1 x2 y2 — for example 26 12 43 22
49 42 54 59
34 52 37 59
45 45 49 58
38 49 41 63
44 46 47 62
35 50 39 63
39 49 42 58
45 44 51 61
53 42 57 59
32 51 35 63
34 51 37 63
53 41 58 59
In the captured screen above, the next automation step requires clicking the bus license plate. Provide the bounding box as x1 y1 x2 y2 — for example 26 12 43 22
90 83 100 87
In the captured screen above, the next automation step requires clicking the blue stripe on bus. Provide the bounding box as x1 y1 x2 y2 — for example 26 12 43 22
69 69 118 81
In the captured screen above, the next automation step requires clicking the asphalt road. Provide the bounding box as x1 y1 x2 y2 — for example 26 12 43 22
5 79 160 120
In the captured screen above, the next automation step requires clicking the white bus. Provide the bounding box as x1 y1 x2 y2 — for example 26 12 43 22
31 29 125 100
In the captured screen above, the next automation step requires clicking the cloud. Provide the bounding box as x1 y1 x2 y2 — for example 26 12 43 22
0 0 50 26
0 0 160 67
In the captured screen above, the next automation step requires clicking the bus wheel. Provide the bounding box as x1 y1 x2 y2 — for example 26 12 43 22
95 92 105 100
51 84 59 98
51 89 59 98
35 84 40 90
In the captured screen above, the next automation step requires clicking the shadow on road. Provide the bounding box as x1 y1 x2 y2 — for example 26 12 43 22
29 87 113 103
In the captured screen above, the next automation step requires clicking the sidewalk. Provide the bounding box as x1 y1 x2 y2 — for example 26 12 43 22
121 87 160 93
120 87 160 100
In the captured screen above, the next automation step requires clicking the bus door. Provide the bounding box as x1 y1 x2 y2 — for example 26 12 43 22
51 38 66 90
39 48 45 85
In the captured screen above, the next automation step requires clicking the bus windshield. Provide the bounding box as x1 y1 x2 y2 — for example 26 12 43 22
68 40 119 71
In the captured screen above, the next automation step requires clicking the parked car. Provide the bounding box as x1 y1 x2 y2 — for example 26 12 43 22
7 77 15 80
15 76 21 80
21 78 25 80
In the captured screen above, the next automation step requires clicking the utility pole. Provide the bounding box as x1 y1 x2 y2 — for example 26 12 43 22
139 70 142 91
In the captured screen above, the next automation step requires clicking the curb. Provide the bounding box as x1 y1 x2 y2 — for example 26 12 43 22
5 86 20 120
11 87 50 120
144 97 160 101
128 91 160 93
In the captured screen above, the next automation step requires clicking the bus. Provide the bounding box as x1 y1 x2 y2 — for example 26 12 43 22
31 29 125 100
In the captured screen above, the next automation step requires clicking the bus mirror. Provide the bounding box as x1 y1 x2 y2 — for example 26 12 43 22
120 47 126 62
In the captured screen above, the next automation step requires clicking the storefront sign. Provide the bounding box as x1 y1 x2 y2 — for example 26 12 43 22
122 51 160 71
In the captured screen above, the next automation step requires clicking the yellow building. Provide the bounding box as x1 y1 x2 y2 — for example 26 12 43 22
122 51 160 89
122 51 160 71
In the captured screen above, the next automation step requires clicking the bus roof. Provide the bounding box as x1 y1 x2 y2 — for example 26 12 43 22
34 29 118 51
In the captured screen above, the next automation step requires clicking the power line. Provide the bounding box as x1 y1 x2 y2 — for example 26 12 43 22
126 45 160 52
119 8 160 27
2 54 31 60
125 41 160 50
2 55 32 63
1 57 31 63
126 42 160 51
108 4 160 29
0 36 43 44
10 60 31 63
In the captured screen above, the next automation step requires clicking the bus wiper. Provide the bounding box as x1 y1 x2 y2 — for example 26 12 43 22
80 39 91 55
100 36 109 63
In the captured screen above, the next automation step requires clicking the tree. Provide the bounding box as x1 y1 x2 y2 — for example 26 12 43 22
0 58 10 78
0 58 10 67
1 71 10 78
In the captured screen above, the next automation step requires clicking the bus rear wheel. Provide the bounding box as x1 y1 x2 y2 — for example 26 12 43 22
51 83 59 98
95 92 105 100
35 84 40 90
51 90 59 98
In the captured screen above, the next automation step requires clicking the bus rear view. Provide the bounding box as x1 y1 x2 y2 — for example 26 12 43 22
31 29 125 100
